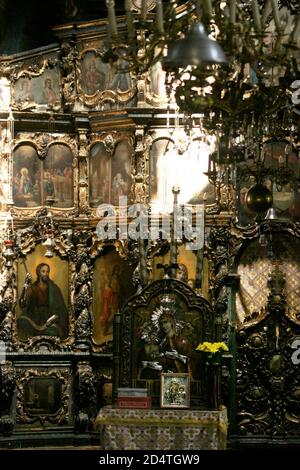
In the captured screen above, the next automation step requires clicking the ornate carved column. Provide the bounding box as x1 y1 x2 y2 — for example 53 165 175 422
75 116 90 215
133 126 150 205
0 361 16 436
73 242 92 351
0 247 15 350
61 41 77 111
75 361 96 432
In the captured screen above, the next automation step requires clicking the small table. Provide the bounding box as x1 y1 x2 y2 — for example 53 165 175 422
94 406 228 450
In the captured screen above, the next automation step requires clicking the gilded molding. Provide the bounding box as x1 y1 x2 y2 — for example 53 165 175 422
16 368 69 425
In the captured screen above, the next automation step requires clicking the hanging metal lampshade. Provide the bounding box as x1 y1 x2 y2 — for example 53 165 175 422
163 22 227 71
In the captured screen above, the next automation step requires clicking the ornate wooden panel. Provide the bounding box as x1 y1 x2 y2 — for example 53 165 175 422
236 263 300 438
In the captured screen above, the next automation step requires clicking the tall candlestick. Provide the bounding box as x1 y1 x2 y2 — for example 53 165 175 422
195 248 203 289
271 0 281 33
156 0 164 35
106 0 118 37
229 0 236 25
125 0 133 37
203 0 213 17
261 0 271 29
251 0 261 33
139 234 148 286
170 186 180 277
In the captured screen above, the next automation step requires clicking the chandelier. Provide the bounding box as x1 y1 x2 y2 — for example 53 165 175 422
105 1 300 220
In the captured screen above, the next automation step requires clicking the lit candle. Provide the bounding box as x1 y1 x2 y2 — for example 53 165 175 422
251 0 262 33
106 0 118 37
270 0 281 33
156 0 164 35
229 0 236 25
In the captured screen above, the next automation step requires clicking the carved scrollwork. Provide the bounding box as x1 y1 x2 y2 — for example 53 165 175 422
10 56 59 83
0 264 16 349
10 51 62 112
0 361 16 436
237 322 300 435
77 128 89 214
1 361 16 402
235 240 300 437
76 43 136 108
89 237 137 265
90 131 134 153
61 41 77 109
73 246 92 350
75 362 96 432
132 126 151 204
206 226 233 341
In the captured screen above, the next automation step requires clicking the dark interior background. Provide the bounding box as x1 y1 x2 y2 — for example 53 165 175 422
0 0 129 54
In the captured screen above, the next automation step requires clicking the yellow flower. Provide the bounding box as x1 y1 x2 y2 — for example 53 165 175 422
196 341 229 354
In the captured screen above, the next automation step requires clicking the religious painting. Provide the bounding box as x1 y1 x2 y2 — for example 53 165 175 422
160 373 190 409
92 248 135 345
14 66 61 110
16 244 69 341
89 142 111 207
13 144 42 207
23 377 62 416
44 143 74 208
81 51 107 95
152 245 198 287
89 139 132 207
14 77 35 109
108 53 132 93
150 136 215 213
133 291 203 382
13 142 74 208
111 140 132 206
35 67 61 108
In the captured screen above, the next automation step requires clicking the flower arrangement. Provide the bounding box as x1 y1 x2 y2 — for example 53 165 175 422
196 341 229 354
